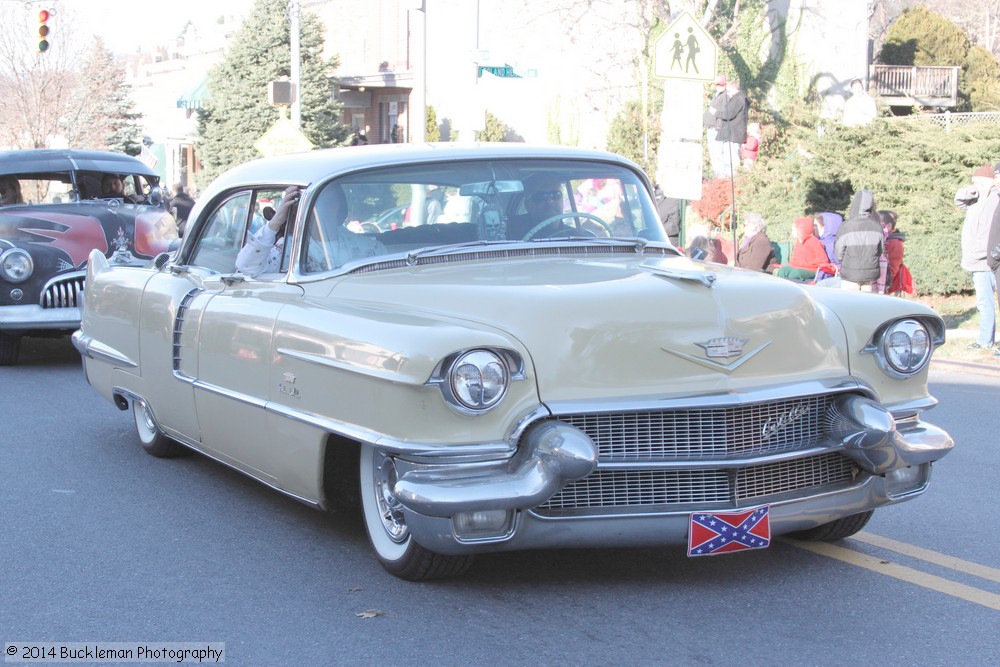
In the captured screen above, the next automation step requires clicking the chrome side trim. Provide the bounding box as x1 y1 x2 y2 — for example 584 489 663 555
72 330 138 368
277 347 410 384
262 396 515 462
171 288 202 379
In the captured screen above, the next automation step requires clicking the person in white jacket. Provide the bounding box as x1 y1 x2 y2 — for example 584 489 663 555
236 184 384 277
955 163 1000 350
235 186 301 276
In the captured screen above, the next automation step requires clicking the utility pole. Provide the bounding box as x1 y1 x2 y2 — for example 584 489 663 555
290 0 301 129
409 0 427 143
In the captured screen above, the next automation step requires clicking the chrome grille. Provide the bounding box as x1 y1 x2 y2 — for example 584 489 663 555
41 274 86 308
537 453 859 513
560 394 836 460
735 452 858 500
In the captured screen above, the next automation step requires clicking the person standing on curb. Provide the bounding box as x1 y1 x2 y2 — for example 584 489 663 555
704 76 729 178
717 78 750 178
835 189 884 291
956 163 1000 351
984 163 1000 356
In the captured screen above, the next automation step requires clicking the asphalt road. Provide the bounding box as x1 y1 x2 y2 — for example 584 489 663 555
2 337 998 666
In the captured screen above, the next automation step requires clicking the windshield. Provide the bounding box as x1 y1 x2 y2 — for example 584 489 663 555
299 158 666 274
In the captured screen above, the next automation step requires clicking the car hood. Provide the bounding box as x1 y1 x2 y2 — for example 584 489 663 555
328 254 850 403
0 203 177 269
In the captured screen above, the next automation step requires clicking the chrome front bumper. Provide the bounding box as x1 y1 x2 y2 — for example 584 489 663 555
0 304 81 332
389 395 953 555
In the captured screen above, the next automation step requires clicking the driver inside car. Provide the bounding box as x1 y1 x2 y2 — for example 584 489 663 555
506 175 566 239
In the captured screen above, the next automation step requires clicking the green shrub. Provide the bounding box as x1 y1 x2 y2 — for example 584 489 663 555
878 5 1000 112
738 119 1000 295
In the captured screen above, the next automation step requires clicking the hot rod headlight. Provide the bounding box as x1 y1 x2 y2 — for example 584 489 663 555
449 350 509 411
0 248 33 283
879 319 932 376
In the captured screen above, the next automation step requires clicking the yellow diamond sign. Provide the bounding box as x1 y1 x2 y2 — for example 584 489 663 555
255 118 315 157
654 12 718 82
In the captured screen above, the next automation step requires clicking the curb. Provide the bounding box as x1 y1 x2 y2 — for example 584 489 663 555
931 358 1000 377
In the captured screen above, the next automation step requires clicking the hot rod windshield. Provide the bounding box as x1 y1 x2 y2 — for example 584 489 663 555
298 159 667 274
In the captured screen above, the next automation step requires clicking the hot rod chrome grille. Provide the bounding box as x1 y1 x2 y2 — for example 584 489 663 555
559 394 836 460
41 274 85 308
536 453 858 512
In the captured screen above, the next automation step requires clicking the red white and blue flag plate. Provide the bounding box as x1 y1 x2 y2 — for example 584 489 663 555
687 506 771 557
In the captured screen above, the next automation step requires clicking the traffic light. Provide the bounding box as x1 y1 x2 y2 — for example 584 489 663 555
37 9 51 53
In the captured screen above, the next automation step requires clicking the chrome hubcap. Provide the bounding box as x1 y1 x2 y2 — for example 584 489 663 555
374 455 408 543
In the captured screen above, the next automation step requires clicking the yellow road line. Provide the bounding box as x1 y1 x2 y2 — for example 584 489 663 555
851 531 1000 585
783 538 1000 612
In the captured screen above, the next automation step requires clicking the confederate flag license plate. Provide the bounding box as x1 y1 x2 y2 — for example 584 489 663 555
687 506 771 557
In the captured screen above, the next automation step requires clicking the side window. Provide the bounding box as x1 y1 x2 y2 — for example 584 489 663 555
188 191 252 273
301 182 386 273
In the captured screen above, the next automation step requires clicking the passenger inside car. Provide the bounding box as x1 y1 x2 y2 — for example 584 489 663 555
235 186 303 277
302 184 385 273
101 174 142 203
506 175 566 239
0 177 24 205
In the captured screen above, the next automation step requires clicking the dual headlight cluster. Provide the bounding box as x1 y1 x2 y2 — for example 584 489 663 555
873 318 937 377
0 248 33 283
433 349 522 414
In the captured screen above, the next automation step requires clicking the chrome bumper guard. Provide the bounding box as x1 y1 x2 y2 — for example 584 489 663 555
829 395 953 473
393 421 598 517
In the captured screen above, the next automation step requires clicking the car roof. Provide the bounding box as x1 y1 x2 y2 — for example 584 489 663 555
0 149 158 177
200 143 642 197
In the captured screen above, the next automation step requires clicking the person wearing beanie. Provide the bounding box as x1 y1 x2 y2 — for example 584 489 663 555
774 215 827 281
835 189 884 291
955 162 1000 350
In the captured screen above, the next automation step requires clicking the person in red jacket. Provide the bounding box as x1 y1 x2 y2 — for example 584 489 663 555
880 210 914 295
774 216 828 281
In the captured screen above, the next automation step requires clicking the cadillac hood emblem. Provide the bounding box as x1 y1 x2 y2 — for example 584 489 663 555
662 336 772 373
696 337 747 359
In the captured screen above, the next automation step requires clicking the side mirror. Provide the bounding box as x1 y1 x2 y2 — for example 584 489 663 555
148 187 166 207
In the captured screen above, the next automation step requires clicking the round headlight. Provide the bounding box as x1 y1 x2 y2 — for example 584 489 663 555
883 319 931 374
0 248 34 283
449 350 509 411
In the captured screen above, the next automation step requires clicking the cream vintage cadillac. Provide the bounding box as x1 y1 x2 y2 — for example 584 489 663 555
74 144 953 580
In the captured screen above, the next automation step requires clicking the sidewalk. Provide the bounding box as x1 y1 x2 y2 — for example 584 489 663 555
933 328 1000 377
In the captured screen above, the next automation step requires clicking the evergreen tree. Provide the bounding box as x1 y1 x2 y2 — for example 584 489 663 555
880 6 970 67
196 0 349 185
879 6 1000 111
476 111 509 142
606 99 661 178
64 38 143 154
426 105 440 142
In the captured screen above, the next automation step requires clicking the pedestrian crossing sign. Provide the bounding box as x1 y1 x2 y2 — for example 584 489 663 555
654 12 718 82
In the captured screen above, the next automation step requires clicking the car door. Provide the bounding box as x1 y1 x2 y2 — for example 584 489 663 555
186 188 307 484
136 191 259 445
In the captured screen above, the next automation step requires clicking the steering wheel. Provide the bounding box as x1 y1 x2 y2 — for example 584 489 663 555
521 211 614 240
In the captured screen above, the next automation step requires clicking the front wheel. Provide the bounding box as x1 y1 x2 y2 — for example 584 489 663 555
359 445 474 580
788 510 874 541
132 399 187 458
